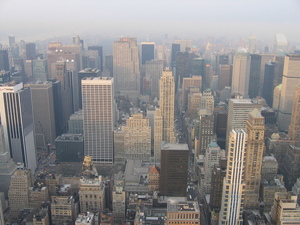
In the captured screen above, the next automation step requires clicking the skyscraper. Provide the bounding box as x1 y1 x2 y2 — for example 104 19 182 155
160 143 189 196
145 59 164 99
219 129 247 225
288 85 300 146
25 42 37 60
0 83 37 171
226 97 261 148
273 33 288 56
82 77 114 163
277 54 300 131
29 81 56 148
244 109 265 209
141 42 155 65
113 37 140 100
248 54 261 98
262 62 276 107
0 50 10 71
171 43 180 69
197 109 214 156
87 45 103 72
159 69 176 143
231 51 251 97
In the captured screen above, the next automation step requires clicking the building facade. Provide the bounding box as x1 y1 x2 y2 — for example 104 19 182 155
82 77 114 163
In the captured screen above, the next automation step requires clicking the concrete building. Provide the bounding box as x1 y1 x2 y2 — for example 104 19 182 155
82 77 114 164
148 165 160 194
160 143 189 197
181 76 202 111
112 173 126 224
219 129 247 225
116 114 151 161
75 212 95 225
261 175 286 212
145 59 164 99
8 167 32 219
197 109 215 157
79 156 106 214
0 125 17 198
55 134 84 162
29 81 56 148
277 54 300 131
273 33 288 56
244 109 265 209
226 97 261 149
203 141 225 194
166 198 200 225
32 203 51 225
28 185 49 210
200 89 214 112
288 85 300 146
51 195 78 225
281 144 300 190
231 51 251 97
154 69 176 162
68 110 83 134
141 42 155 65
0 83 37 171
270 191 300 225
113 37 140 100
261 155 278 181
218 65 232 91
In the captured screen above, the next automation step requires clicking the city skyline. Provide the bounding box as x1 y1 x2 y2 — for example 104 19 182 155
0 0 300 43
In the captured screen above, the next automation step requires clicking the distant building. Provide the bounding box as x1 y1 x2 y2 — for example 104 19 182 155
231 51 251 98
145 59 164 99
262 62 276 107
113 37 140 100
25 42 36 60
148 165 160 193
160 143 189 197
68 110 83 134
248 54 261 98
181 76 202 111
141 42 155 65
273 33 288 56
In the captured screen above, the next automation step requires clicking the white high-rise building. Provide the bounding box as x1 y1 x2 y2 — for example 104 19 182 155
0 83 37 171
231 51 251 98
226 97 261 148
113 37 140 100
82 77 114 163
277 54 300 131
219 129 247 225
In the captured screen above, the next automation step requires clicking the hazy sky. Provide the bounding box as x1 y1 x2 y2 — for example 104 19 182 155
0 0 300 43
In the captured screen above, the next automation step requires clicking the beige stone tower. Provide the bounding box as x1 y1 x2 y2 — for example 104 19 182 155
154 69 176 162
8 167 32 219
244 109 265 209
288 85 300 146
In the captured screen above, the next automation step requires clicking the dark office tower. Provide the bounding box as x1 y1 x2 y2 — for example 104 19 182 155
88 46 103 72
141 42 155 65
0 50 10 71
8 36 15 48
281 145 300 190
192 58 206 87
29 81 56 148
55 61 73 132
218 65 232 91
55 134 84 162
104 55 113 77
262 62 276 107
210 164 227 212
171 43 180 69
0 83 37 171
197 110 214 156
248 54 261 98
25 42 36 60
160 143 189 196
51 80 64 136
78 68 100 109
274 56 284 86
